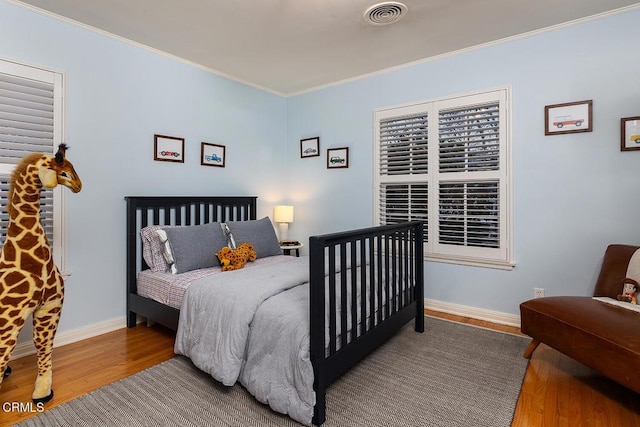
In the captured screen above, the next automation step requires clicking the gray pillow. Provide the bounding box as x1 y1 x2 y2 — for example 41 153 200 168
160 222 227 273
226 217 282 258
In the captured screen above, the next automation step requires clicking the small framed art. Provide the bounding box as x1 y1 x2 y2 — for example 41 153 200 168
544 100 593 136
327 147 349 169
300 137 320 158
201 142 226 167
621 116 640 152
154 134 184 162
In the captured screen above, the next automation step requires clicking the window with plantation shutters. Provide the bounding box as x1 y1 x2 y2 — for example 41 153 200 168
0 59 65 269
374 88 512 269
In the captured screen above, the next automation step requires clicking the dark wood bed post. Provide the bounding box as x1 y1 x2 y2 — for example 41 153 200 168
414 222 425 333
125 197 140 328
309 234 326 426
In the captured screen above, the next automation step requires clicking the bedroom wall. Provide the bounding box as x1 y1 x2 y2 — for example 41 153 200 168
285 7 640 318
1 1 287 345
2 0 639 350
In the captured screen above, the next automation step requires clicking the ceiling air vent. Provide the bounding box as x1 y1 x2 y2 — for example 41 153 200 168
363 2 408 26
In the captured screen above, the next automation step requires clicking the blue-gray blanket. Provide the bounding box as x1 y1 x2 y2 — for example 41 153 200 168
174 256 316 424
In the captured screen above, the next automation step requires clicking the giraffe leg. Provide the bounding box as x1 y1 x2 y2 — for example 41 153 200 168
31 300 62 403
0 303 31 388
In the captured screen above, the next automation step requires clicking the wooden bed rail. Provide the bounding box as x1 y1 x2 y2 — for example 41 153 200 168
309 221 424 425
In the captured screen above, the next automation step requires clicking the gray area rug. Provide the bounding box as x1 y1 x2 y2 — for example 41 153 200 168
14 318 529 427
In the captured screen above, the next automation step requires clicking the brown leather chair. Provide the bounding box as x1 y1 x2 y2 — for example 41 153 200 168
520 244 640 393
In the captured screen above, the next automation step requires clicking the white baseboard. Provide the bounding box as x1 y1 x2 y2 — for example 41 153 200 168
11 316 126 361
425 298 521 328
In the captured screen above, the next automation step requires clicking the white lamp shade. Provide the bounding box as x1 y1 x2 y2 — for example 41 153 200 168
274 205 294 223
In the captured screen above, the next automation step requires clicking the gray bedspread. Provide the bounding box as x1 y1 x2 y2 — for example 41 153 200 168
240 282 315 424
174 256 316 424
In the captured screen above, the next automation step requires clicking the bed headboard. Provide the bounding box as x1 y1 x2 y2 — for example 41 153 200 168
125 196 257 293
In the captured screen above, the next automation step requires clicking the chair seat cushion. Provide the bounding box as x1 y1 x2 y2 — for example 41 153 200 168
520 296 640 392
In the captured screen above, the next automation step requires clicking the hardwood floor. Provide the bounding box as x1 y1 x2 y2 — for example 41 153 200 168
430 311 640 427
1 325 175 426
1 311 638 426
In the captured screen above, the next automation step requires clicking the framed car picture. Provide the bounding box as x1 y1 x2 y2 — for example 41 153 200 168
327 147 349 169
621 116 640 152
154 134 184 162
201 142 226 167
544 100 593 136
300 137 320 158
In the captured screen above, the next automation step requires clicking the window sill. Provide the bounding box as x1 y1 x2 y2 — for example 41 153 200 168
425 254 515 271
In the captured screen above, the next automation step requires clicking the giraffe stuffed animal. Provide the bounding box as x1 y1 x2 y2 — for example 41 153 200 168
0 144 81 404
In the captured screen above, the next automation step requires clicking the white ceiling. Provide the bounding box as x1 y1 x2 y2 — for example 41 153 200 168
14 0 640 95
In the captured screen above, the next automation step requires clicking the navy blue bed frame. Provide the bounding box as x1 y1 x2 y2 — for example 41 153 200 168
125 196 424 425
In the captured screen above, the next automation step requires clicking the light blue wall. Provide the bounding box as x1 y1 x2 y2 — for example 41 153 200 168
286 8 640 315
0 1 287 340
3 0 640 346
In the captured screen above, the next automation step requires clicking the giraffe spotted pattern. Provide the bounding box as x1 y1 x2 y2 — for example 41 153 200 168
0 144 81 403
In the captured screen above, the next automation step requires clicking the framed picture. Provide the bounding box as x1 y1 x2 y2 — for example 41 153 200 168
327 147 349 169
201 142 226 167
154 134 184 162
621 116 640 152
300 137 320 158
544 100 593 135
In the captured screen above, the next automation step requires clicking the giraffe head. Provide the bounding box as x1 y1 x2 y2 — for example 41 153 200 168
37 144 82 193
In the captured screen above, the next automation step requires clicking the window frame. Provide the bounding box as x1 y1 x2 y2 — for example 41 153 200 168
0 58 66 272
373 87 513 270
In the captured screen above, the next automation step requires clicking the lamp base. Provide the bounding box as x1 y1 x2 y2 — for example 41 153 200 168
278 223 289 242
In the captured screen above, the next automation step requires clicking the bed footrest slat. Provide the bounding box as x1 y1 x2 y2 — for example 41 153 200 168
309 221 424 425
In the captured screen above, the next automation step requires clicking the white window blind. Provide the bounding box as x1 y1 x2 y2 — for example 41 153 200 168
377 111 429 242
374 88 512 268
0 59 64 268
379 113 428 176
378 182 429 241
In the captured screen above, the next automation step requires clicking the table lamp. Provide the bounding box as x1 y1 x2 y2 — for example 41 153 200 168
273 205 294 242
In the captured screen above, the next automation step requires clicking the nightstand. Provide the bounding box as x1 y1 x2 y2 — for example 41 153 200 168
280 243 303 257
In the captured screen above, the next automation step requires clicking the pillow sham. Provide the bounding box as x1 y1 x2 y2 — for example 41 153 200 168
156 222 227 274
225 217 282 258
140 224 176 272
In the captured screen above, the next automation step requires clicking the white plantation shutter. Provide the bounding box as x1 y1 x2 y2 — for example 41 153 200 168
376 111 429 242
379 113 428 176
438 103 500 173
378 182 428 241
0 178 9 243
0 72 55 163
375 88 512 268
0 59 64 267
438 181 499 248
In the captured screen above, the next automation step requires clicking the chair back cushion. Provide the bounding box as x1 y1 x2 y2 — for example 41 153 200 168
593 244 640 298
